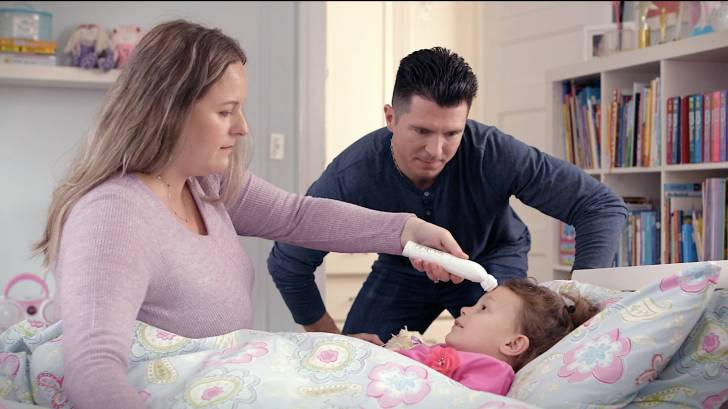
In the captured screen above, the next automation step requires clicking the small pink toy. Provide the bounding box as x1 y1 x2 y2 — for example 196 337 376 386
0 273 57 331
111 25 143 69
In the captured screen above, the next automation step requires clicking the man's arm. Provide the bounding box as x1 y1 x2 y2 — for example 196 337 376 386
303 311 340 333
487 128 628 269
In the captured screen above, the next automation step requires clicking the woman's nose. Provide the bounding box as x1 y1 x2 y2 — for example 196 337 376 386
232 111 249 137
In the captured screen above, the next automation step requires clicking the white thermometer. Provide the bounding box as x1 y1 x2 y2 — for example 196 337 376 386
402 241 498 291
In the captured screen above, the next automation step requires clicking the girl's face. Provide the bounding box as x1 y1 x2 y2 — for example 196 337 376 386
445 287 524 360
175 61 249 176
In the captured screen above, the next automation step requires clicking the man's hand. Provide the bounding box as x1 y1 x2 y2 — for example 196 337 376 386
347 333 384 346
304 314 384 346
302 312 341 334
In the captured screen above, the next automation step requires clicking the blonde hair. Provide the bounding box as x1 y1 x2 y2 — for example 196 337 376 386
35 20 250 269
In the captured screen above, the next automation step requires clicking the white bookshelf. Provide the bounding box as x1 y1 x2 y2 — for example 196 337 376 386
547 30 728 278
0 64 119 89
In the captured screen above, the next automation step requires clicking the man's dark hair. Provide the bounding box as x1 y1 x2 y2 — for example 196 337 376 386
392 47 478 114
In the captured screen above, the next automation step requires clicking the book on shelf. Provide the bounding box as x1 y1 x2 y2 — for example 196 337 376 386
666 89 728 164
663 182 702 263
0 37 56 55
702 178 727 261
615 197 659 267
663 179 728 263
558 222 575 266
0 52 56 66
606 78 661 168
561 81 600 169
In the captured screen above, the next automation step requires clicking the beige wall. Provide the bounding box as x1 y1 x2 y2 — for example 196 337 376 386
325 2 387 163
325 1 483 163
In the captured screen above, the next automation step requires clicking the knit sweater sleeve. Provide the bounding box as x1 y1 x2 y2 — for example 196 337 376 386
227 174 412 255
55 185 153 409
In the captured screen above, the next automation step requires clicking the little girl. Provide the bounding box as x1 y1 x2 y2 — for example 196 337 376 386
389 278 598 395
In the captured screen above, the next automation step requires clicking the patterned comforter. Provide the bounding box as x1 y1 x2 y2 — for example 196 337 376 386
0 320 539 408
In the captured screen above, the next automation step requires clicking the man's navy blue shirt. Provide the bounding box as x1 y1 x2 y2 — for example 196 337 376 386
267 120 627 325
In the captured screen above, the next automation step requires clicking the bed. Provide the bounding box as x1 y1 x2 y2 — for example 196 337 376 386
0 261 724 409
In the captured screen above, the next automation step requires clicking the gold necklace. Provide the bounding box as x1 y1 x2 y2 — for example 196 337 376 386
156 175 190 223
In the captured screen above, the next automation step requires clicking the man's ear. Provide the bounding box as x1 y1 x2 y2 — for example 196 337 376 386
500 334 530 357
384 104 395 130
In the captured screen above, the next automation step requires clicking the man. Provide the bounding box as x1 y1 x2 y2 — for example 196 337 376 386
268 47 627 343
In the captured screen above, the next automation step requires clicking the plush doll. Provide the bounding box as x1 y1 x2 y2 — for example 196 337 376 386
383 327 427 351
64 24 115 71
111 26 143 69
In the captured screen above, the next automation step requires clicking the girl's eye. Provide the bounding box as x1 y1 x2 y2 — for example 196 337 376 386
480 304 486 311
220 111 233 117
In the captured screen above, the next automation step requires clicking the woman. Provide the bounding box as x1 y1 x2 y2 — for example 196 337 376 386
35 20 466 408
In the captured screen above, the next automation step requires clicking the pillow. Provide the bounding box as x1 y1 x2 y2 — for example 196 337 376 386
540 279 629 309
508 262 721 407
626 288 728 409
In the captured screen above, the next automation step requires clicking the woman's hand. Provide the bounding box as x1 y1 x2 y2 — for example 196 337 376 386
400 216 468 284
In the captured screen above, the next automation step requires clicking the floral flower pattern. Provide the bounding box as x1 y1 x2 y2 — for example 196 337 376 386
294 337 370 382
35 372 68 409
367 362 430 408
702 387 728 409
203 342 268 368
558 328 631 384
423 345 460 377
660 266 720 294
674 315 728 379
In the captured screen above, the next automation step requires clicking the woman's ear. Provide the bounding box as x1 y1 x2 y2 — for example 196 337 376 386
499 334 530 357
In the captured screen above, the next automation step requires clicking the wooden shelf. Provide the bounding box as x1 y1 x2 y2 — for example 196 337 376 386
549 28 728 271
606 166 662 174
0 64 119 89
663 162 728 172
547 30 728 82
553 264 572 273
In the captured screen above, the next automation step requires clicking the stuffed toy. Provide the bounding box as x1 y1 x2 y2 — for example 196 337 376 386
64 24 115 71
383 327 427 351
111 25 143 69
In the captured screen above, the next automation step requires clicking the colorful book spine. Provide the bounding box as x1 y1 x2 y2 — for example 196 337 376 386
704 92 712 162
721 90 727 162
695 94 703 163
667 97 674 164
689 95 696 163
712 90 720 163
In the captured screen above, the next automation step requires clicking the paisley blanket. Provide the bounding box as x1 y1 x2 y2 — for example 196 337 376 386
0 320 539 408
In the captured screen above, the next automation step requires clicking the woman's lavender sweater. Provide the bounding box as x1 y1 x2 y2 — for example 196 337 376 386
54 172 412 409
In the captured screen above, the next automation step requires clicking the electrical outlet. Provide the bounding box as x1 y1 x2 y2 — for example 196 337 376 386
270 133 285 160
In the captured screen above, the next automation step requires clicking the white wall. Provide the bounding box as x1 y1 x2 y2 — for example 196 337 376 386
0 1 311 332
480 1 611 282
